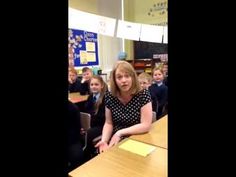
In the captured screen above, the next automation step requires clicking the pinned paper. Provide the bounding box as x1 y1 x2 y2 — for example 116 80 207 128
119 139 156 157
86 42 95 52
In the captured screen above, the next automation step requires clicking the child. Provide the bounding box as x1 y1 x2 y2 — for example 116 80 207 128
162 62 168 86
83 75 107 158
149 68 168 118
138 72 158 114
79 67 93 95
68 67 81 93
138 72 152 90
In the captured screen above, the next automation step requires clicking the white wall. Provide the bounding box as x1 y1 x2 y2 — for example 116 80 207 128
97 0 123 74
69 0 123 75
69 0 167 75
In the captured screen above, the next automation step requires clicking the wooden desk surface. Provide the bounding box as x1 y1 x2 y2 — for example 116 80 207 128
69 139 167 177
129 115 168 149
68 92 89 103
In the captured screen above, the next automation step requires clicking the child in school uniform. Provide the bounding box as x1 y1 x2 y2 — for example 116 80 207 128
82 75 107 159
68 67 81 93
149 68 168 119
162 62 168 86
78 67 93 95
138 72 158 114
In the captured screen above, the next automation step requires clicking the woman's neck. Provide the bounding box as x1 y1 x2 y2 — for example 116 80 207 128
118 91 132 104
119 91 131 98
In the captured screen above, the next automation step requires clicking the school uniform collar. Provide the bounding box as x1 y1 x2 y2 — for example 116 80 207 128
93 93 100 102
156 81 163 87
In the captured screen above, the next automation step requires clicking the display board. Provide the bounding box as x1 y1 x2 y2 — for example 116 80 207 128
68 28 99 67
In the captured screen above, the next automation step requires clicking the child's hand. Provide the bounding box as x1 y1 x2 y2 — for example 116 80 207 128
68 77 73 84
81 77 89 83
80 128 86 135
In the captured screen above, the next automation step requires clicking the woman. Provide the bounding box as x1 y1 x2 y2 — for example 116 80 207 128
95 61 152 153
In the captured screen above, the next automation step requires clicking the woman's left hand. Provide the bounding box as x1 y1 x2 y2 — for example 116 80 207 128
108 133 121 147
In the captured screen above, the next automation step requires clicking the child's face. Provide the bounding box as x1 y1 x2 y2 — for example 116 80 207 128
163 65 168 74
69 71 77 82
82 70 92 81
153 70 164 82
90 78 103 94
139 78 151 90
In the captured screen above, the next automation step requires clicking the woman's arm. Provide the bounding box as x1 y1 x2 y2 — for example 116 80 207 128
101 107 113 142
109 102 152 147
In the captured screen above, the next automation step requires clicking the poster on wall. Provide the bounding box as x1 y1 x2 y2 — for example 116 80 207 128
68 28 99 67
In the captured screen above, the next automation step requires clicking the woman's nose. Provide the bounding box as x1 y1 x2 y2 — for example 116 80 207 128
121 76 127 82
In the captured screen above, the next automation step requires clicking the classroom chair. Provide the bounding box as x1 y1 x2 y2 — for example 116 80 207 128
80 112 102 151
152 111 157 123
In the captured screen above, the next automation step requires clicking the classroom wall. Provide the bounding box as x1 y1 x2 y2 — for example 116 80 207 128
69 0 167 74
124 0 168 60
69 0 98 14
69 0 123 76
96 0 122 74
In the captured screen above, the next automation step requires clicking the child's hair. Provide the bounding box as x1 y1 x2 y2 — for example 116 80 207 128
159 62 168 70
82 67 92 73
138 72 153 84
90 75 108 115
110 61 141 96
69 67 77 75
152 67 165 76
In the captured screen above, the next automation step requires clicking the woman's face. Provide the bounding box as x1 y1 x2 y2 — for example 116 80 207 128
115 68 132 93
90 78 103 94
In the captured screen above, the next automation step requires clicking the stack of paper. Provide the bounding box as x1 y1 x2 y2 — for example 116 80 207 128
119 139 156 157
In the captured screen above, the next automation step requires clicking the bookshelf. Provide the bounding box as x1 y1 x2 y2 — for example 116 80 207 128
126 58 160 75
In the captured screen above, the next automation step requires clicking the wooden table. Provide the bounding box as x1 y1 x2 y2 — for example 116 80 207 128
69 139 167 177
129 115 168 149
68 92 89 103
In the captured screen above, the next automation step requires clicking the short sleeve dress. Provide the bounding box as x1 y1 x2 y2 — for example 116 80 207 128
105 89 151 133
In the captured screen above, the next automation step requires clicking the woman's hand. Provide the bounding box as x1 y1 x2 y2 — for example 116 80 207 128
95 141 109 153
108 133 122 148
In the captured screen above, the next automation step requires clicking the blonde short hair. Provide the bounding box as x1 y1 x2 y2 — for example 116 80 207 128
110 61 141 97
152 67 164 76
138 72 153 84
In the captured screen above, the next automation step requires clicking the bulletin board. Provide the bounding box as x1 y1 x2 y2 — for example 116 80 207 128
68 28 99 67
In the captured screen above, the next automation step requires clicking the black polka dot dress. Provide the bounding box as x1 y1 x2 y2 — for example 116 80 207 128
105 89 151 133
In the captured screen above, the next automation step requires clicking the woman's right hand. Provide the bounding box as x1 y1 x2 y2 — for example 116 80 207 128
95 141 109 153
